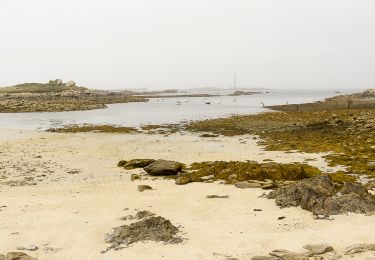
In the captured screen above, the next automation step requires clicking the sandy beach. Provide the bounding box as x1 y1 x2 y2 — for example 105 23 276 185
0 130 374 259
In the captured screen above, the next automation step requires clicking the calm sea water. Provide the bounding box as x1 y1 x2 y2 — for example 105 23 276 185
0 89 353 130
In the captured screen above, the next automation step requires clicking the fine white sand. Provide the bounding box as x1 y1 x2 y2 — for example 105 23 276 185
0 130 373 259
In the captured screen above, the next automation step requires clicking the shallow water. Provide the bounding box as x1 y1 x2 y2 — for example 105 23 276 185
0 89 352 130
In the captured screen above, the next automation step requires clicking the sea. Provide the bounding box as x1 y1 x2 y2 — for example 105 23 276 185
0 89 355 130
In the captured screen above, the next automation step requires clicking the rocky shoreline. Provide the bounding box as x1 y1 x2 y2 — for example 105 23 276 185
0 80 147 112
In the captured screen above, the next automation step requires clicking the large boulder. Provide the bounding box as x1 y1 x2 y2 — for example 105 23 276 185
267 175 375 215
144 160 183 176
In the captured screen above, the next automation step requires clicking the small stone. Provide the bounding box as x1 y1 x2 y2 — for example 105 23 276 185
117 160 127 167
278 216 286 220
206 195 229 199
131 174 140 181
138 185 153 192
175 177 190 185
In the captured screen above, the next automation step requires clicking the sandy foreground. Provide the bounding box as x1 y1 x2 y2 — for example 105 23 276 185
0 129 374 260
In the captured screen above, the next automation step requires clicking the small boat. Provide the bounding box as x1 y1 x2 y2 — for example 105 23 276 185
176 101 181 105
205 101 211 105
216 101 221 104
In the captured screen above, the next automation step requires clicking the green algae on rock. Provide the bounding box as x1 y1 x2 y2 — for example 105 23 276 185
185 110 375 178
48 124 139 134
174 161 323 185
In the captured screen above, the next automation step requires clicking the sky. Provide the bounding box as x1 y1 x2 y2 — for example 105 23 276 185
0 0 374 90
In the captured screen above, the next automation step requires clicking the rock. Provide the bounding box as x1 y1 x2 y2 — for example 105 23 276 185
64 81 76 87
365 211 375 216
280 253 309 260
49 79 62 86
269 249 292 258
235 181 262 189
201 174 214 181
131 174 140 181
367 161 375 168
143 160 183 176
261 182 278 190
267 249 309 260
175 177 190 185
206 195 229 199
227 174 237 182
117 160 127 167
344 244 375 255
43 247 62 253
267 175 375 215
104 216 182 251
303 244 334 255
123 159 155 170
340 182 368 196
16 245 38 251
0 252 37 260
138 185 152 192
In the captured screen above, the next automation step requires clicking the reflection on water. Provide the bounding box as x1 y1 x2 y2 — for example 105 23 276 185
0 89 351 130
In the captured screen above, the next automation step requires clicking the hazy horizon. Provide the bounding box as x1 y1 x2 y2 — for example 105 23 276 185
1 0 374 90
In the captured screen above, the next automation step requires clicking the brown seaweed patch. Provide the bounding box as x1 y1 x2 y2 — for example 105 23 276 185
48 124 139 133
175 161 323 185
103 215 183 252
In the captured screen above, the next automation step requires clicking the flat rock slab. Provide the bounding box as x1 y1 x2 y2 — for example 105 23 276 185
122 159 156 170
303 243 333 255
144 160 183 176
345 244 375 255
235 181 262 189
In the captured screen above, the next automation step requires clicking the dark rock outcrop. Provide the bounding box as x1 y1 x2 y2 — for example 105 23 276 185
267 175 375 215
122 159 155 170
143 160 183 176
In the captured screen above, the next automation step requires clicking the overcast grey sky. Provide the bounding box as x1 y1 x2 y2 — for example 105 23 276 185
0 0 374 90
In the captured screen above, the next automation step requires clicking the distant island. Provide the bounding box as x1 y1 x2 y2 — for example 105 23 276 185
0 79 147 113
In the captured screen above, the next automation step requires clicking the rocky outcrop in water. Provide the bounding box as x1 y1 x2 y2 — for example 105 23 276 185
0 80 147 113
